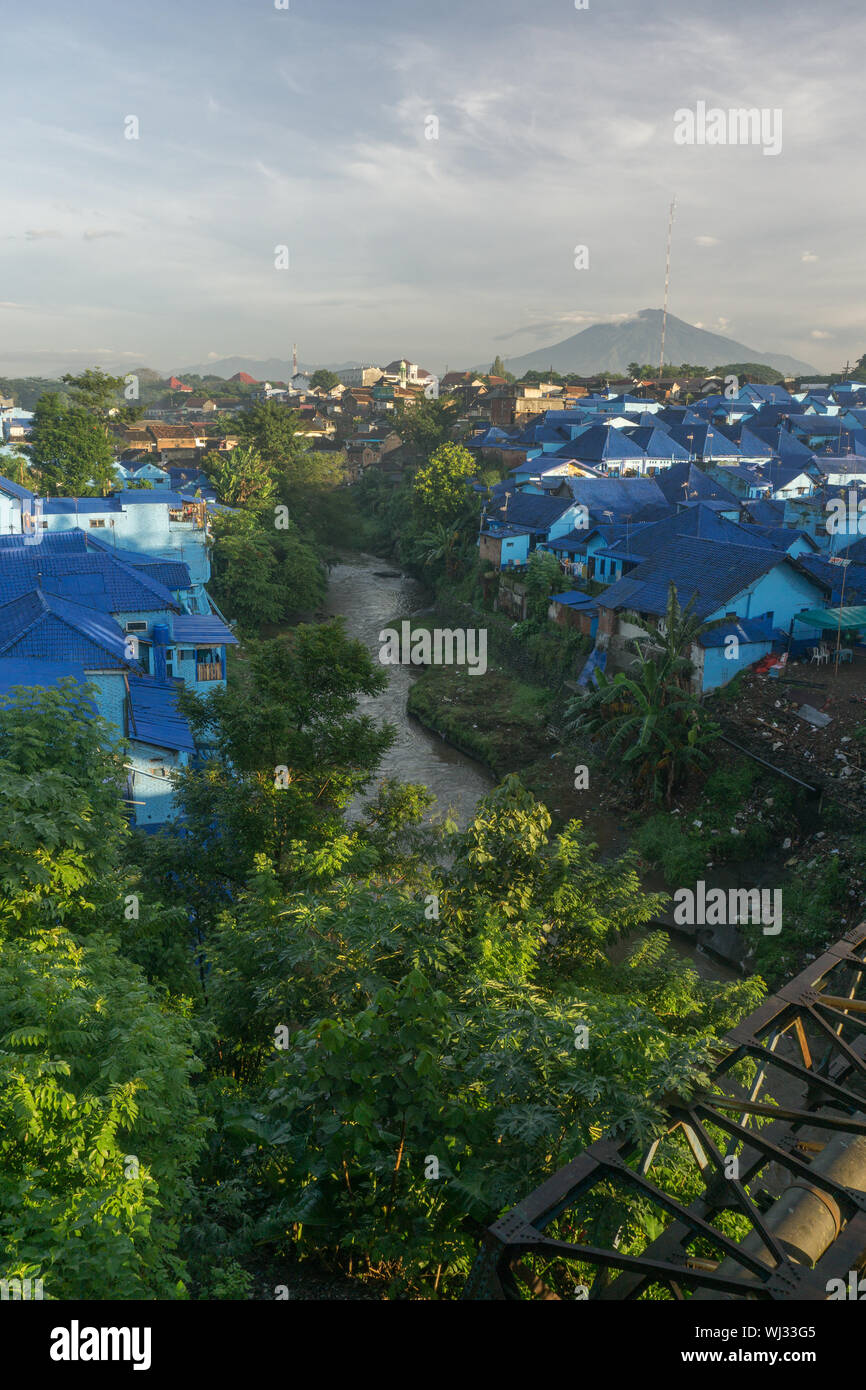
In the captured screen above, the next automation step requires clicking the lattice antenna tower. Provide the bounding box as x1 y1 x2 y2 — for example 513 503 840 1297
658 197 677 378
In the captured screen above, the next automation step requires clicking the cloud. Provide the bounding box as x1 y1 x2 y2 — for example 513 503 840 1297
695 235 720 246
494 312 634 342
801 251 819 262
82 228 123 240
24 228 62 240
811 329 832 339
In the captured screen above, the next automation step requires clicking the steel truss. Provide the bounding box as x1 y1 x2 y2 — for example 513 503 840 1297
466 926 866 1300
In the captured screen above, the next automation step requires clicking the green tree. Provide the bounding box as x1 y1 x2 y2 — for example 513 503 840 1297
60 368 125 418
207 508 325 628
236 401 305 469
199 777 759 1295
523 550 563 621
310 369 340 392
0 684 206 1299
412 442 476 524
566 587 721 805
396 397 458 457
165 621 394 900
30 393 116 495
208 444 274 507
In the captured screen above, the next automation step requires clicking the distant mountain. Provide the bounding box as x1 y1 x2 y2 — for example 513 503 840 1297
177 356 368 380
500 310 816 379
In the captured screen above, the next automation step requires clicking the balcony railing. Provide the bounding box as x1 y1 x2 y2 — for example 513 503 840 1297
196 662 222 682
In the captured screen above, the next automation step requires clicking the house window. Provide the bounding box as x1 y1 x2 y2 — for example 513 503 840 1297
179 649 194 661
125 621 147 633
89 519 107 528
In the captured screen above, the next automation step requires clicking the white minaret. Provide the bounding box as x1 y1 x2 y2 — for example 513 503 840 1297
292 343 298 379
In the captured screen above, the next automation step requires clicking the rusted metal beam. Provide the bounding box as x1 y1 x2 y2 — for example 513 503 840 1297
466 925 866 1301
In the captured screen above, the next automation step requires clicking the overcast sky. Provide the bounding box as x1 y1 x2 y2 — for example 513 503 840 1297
2 0 864 377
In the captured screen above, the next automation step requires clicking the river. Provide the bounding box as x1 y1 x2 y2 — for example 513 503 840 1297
324 553 494 825
324 553 739 982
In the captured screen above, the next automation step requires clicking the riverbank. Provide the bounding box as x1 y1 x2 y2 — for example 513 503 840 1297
404 630 866 986
323 550 865 984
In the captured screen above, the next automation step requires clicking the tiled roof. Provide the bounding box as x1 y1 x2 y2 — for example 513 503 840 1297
0 550 179 613
601 507 778 562
0 658 90 699
485 492 574 529
655 461 740 508
0 588 135 667
597 539 814 619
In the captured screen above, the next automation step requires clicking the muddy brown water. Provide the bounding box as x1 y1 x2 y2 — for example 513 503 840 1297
324 555 760 982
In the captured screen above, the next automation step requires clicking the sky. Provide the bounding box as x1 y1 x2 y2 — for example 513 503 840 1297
1 0 864 378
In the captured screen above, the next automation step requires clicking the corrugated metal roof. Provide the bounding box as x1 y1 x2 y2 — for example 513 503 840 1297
171 612 238 645
794 605 866 631
127 676 196 752
699 617 776 648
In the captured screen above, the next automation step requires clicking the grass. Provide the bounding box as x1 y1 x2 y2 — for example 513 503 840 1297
407 663 553 778
634 761 798 883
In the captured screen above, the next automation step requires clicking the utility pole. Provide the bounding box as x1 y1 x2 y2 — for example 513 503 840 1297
659 197 677 379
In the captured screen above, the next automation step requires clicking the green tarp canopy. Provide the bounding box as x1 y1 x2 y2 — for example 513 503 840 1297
794 606 866 631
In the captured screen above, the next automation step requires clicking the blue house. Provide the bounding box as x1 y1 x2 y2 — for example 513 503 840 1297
595 537 831 692
479 492 589 569
0 506 237 823
41 490 212 586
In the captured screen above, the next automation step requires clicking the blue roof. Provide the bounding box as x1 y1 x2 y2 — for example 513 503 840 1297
566 424 646 463
0 549 179 614
119 489 194 505
480 522 532 540
41 488 196 515
622 426 690 460
601 507 778 563
484 492 575 530
669 424 743 459
0 658 89 699
597 539 819 619
549 591 598 610
547 523 629 554
127 676 196 753
171 612 238 646
0 474 36 501
798 555 866 605
699 617 776 648
743 498 786 526
0 588 136 667
42 497 123 515
655 461 740 508
561 476 671 523
0 529 194 593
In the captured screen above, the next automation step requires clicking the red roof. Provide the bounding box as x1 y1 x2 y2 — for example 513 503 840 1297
168 376 191 390
230 371 258 384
